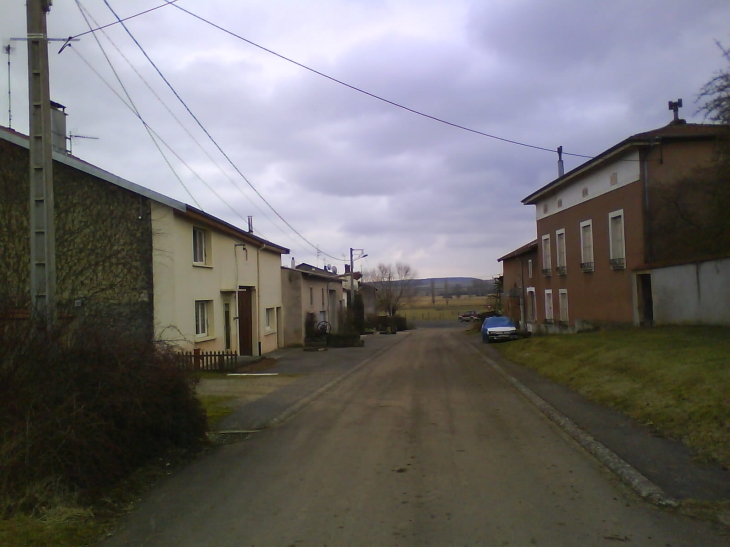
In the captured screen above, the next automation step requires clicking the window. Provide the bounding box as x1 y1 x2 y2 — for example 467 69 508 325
559 289 569 325
265 307 275 331
195 300 211 337
556 229 567 275
609 210 626 269
192 227 206 264
528 259 533 279
580 220 594 272
321 288 325 307
526 287 536 322
544 290 554 324
309 287 313 306
541 235 552 275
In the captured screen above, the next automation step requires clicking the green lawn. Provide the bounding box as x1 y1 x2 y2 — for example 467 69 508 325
495 326 730 468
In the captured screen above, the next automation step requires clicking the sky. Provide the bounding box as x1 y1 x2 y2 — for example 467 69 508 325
2 1 729 279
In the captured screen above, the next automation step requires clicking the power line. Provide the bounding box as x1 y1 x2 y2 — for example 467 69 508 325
99 0 342 262
73 0 202 209
62 0 180 45
73 1 307 247
163 3 596 161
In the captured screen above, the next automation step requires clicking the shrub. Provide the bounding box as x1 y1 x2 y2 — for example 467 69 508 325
0 316 207 515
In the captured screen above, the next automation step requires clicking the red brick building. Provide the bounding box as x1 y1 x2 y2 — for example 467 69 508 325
516 122 726 332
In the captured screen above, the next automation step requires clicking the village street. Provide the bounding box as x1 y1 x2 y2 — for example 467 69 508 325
103 328 727 546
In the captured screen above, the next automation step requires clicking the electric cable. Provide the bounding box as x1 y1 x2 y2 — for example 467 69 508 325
101 0 343 262
74 0 202 209
73 1 316 249
163 2 596 160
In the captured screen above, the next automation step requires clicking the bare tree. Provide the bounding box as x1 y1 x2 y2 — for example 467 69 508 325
365 262 417 316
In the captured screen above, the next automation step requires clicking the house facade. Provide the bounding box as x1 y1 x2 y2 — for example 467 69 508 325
518 122 728 331
0 124 289 354
497 240 537 329
281 264 344 346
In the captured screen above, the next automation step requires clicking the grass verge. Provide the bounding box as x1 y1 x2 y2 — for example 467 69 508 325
494 326 730 469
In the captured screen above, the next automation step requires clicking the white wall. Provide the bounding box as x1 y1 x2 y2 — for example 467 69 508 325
651 258 730 326
535 150 640 221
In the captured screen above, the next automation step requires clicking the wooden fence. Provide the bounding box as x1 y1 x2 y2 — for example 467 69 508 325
179 349 239 372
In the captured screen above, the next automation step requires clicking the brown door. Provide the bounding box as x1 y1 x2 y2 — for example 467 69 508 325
237 289 253 356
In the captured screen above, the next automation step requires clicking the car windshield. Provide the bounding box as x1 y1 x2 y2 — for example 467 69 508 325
485 316 515 328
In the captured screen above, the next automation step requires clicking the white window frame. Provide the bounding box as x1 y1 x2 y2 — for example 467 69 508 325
192 227 206 265
544 289 554 323
556 229 566 275
195 300 211 338
265 307 275 331
559 289 569 324
541 234 552 275
608 209 626 269
580 220 594 271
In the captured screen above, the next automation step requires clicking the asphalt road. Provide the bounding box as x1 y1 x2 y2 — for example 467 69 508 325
104 329 728 546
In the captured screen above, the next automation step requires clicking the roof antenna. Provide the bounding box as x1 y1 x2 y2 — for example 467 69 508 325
557 146 564 177
4 44 12 128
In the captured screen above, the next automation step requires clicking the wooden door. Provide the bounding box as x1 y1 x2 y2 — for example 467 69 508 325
237 289 253 356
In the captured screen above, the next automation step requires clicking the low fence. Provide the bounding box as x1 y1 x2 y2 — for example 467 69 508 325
179 349 238 372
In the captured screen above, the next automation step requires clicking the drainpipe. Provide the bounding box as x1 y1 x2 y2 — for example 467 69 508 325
256 243 267 356
519 257 525 329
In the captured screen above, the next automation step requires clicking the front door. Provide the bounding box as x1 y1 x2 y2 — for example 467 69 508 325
637 274 654 327
237 288 254 356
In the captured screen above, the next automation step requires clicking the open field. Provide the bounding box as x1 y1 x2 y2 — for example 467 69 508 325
400 295 498 322
495 326 730 469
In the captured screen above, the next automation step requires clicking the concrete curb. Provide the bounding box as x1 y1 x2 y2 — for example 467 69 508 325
255 332 411 430
468 343 678 508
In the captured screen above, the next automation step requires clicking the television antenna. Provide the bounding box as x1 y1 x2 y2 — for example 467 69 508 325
67 133 99 155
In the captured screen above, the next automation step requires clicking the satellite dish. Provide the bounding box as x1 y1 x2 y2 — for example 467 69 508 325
325 264 332 272
331 265 338 275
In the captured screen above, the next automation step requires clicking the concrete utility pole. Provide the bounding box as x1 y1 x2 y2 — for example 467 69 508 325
27 0 56 322
349 248 367 308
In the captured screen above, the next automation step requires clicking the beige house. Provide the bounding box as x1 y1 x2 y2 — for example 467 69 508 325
153 205 289 356
281 264 345 346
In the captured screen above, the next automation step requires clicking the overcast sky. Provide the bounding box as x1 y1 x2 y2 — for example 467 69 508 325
2 1 729 279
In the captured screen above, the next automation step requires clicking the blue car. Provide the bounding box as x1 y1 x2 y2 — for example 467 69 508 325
481 316 518 343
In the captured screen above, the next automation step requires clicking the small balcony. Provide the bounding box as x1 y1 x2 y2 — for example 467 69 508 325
610 257 626 270
556 266 567 276
581 262 594 272
542 268 552 276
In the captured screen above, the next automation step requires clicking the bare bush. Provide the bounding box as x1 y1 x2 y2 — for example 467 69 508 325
0 314 207 515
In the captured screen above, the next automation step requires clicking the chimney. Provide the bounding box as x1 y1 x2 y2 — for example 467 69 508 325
248 215 253 233
345 264 351 274
291 257 295 268
557 146 564 177
50 101 67 154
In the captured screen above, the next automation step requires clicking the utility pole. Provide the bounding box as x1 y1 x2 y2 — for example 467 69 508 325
349 248 367 308
4 44 12 128
27 0 56 322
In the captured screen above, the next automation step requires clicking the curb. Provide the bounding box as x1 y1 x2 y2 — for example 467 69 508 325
252 332 411 430
467 342 678 508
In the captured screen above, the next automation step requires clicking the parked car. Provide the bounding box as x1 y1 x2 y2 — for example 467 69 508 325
481 316 518 343
458 310 480 322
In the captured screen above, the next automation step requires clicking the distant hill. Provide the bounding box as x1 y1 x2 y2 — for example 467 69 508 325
409 277 493 297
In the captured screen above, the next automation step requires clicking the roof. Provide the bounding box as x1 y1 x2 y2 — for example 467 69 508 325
522 123 727 205
281 264 342 283
498 240 538 262
0 124 289 254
